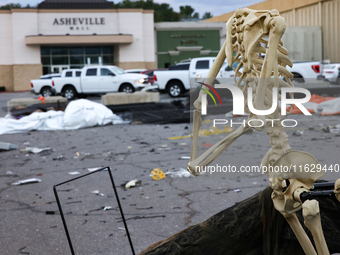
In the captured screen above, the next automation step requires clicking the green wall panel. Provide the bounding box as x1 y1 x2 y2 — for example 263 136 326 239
157 29 220 68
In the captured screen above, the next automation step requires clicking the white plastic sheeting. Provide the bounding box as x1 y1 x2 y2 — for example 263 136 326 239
0 99 124 135
316 98 340 116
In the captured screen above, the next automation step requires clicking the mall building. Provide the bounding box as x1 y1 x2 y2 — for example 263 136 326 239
0 0 156 91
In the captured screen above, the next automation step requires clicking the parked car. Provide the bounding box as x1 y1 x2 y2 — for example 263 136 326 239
30 73 61 97
153 57 235 97
141 68 168 84
322 63 340 84
125 69 148 74
51 65 153 100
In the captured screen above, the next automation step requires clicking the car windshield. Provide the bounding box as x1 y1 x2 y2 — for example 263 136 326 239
111 66 126 74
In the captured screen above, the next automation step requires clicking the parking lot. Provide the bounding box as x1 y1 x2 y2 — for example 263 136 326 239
0 81 340 254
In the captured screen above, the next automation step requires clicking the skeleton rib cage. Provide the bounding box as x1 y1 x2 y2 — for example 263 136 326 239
187 8 339 255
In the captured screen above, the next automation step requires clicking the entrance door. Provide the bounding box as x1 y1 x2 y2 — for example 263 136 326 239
52 66 69 74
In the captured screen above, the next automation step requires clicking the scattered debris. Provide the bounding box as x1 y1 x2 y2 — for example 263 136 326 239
92 190 105 196
234 189 241 193
12 178 41 186
88 167 104 172
165 168 191 178
293 130 304 136
157 147 171 151
68 171 80 175
6 171 14 175
125 179 142 189
179 156 190 160
53 155 65 161
311 137 332 141
150 168 166 180
0 141 17 151
25 147 51 154
45 211 55 215
202 143 212 147
118 215 165 223
103 206 113 211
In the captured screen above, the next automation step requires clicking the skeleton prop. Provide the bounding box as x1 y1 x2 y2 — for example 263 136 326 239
188 8 339 255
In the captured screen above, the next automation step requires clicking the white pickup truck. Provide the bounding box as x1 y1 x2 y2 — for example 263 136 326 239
51 65 152 100
287 61 325 82
153 57 235 97
30 73 61 97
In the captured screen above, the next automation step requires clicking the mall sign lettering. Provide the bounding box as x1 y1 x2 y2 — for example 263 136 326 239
53 17 105 26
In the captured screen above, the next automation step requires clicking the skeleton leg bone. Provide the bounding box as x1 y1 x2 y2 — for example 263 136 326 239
281 212 317 255
302 200 330 255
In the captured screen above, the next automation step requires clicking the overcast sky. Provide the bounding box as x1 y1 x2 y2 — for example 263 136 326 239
0 0 264 17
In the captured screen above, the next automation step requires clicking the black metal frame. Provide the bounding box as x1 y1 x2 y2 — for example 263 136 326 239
53 166 135 255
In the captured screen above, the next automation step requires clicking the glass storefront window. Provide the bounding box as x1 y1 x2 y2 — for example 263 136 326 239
41 47 50 56
41 46 114 75
41 56 51 65
85 47 101 55
69 47 84 55
52 56 68 65
103 55 114 65
70 56 84 65
102 47 113 54
51 47 68 55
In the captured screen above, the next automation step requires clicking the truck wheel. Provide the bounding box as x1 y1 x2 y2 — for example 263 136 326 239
63 86 77 100
41 87 52 97
291 73 305 83
119 84 134 93
167 81 183 97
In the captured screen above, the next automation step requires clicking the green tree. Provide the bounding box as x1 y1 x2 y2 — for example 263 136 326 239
179 5 194 19
0 3 21 10
0 3 35 9
192 12 199 19
112 0 180 22
202 12 213 20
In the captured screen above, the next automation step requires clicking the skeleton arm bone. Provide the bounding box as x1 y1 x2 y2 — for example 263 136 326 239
188 124 252 175
190 40 227 164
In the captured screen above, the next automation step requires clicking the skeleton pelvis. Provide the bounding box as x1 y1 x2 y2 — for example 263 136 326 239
268 150 325 214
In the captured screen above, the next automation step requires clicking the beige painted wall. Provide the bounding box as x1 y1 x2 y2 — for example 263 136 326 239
13 64 42 91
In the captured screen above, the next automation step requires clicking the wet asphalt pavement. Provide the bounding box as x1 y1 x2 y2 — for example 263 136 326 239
0 88 340 254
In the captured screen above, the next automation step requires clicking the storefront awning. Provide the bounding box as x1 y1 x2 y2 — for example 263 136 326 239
25 34 133 45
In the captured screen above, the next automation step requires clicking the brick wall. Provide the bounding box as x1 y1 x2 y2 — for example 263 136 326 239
13 64 42 91
0 65 14 91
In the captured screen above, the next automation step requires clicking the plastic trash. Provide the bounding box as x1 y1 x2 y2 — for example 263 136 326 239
88 167 106 172
103 206 112 211
6 171 14 175
0 142 17 151
125 179 142 189
293 130 304 136
165 168 191 178
92 190 105 196
180 156 190 160
150 168 166 180
25 147 51 154
12 178 41 185
68 172 80 175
